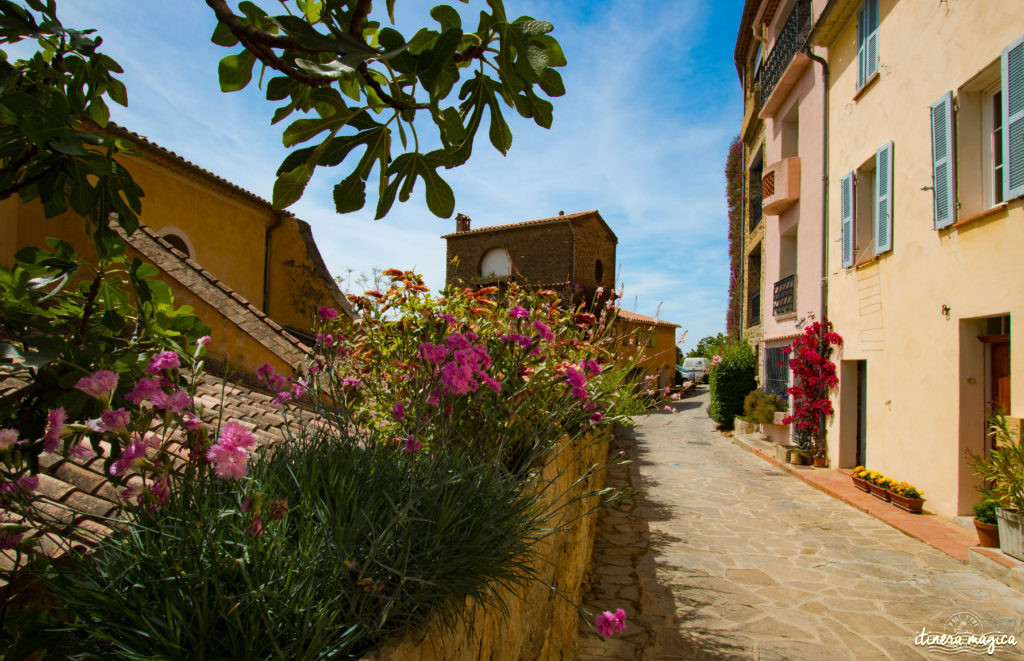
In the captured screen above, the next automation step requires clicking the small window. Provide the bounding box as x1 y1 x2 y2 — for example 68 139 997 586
157 227 194 260
595 259 604 283
479 248 512 277
857 0 879 89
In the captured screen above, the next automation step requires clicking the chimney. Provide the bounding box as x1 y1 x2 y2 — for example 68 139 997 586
455 213 471 232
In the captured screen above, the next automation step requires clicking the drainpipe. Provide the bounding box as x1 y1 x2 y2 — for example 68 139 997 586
263 211 287 314
803 45 829 320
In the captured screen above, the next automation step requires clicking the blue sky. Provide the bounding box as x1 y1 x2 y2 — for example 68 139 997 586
50 0 743 349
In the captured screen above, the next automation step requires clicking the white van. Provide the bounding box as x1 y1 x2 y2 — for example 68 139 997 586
680 357 709 383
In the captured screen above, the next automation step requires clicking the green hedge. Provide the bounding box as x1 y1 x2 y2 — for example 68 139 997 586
708 342 757 430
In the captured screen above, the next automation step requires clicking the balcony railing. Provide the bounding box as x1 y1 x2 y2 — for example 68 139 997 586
748 288 761 327
749 176 763 231
773 274 796 316
761 0 812 103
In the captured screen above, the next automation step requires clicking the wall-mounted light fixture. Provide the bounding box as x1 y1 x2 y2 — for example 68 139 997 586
941 304 951 319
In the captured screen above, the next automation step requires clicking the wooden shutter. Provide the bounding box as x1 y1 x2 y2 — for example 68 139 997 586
1003 34 1024 201
865 0 879 81
930 92 956 228
856 6 866 87
841 172 855 267
875 142 893 254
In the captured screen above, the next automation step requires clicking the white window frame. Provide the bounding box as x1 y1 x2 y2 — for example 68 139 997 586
983 86 1006 208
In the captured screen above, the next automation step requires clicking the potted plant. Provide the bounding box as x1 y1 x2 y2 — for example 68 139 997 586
888 481 925 514
865 471 891 502
968 412 1024 561
813 448 827 468
851 466 870 492
973 499 1001 548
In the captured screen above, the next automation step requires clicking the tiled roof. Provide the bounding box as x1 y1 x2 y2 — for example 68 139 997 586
441 209 617 243
0 372 304 581
615 309 680 328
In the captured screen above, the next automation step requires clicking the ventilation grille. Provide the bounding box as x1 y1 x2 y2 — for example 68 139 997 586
762 171 776 198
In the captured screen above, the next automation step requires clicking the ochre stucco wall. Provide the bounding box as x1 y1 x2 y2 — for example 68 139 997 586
823 0 1024 516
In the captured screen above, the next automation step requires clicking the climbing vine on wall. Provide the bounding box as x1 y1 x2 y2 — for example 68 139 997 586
781 318 843 455
725 136 743 339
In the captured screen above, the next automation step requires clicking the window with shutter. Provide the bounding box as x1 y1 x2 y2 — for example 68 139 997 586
841 172 855 267
857 0 879 89
930 92 956 229
875 142 893 254
1002 34 1024 200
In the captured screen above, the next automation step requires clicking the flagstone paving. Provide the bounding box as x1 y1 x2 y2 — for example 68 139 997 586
577 387 1024 660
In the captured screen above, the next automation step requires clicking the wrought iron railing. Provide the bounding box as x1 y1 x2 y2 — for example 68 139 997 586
760 0 812 103
749 173 763 231
764 346 789 397
748 288 761 327
773 274 796 316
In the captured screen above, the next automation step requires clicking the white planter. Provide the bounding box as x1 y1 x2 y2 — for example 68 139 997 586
996 508 1024 562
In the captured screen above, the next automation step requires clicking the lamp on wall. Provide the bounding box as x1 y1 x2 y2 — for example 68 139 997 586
941 304 951 319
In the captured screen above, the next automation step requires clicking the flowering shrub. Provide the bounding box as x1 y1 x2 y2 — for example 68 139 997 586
5 273 636 657
707 341 756 430
781 318 842 455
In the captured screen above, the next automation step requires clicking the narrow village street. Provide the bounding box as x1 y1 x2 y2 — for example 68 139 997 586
577 388 1024 660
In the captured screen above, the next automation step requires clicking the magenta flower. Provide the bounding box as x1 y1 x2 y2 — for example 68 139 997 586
248 514 264 537
207 443 250 480
75 369 119 400
533 320 555 341
590 411 604 424
481 374 502 394
405 435 421 453
436 313 456 326
219 421 257 450
392 401 406 421
68 443 96 460
196 335 212 347
16 475 38 492
441 361 476 395
418 342 448 364
582 359 602 377
110 440 149 476
146 350 180 375
444 333 474 351
595 609 627 637
152 389 190 414
317 306 339 320
43 407 66 452
0 429 20 450
563 368 588 400
500 333 532 348
98 408 130 433
291 382 307 399
256 362 287 392
342 377 362 388
181 412 203 431
149 476 170 507
509 305 529 319
126 378 164 405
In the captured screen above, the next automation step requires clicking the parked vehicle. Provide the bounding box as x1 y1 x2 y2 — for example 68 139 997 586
679 357 709 383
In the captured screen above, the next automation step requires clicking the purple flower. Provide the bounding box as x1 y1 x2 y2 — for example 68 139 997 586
317 306 339 320
69 443 96 460
110 440 149 476
218 421 257 450
342 377 362 388
207 442 250 480
509 305 529 319
392 401 406 421
533 320 555 342
99 408 130 433
441 361 477 395
291 382 307 399
500 333 533 348
405 435 421 453
564 367 588 401
590 411 604 424
16 475 38 492
43 407 66 452
181 412 203 431
0 429 20 450
146 350 180 375
436 313 456 326
196 335 212 347
75 369 119 400
152 389 190 414
256 363 287 392
595 609 627 637
126 378 164 405
582 359 602 377
444 333 474 351
248 514 264 537
481 374 502 394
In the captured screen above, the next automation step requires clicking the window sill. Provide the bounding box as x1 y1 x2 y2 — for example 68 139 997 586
948 202 1008 231
853 71 880 101
854 254 880 269
774 312 797 321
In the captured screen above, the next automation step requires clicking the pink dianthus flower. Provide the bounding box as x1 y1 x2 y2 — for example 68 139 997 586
533 320 555 341
43 407 67 452
595 609 627 637
317 306 339 320
75 369 119 400
110 440 149 476
126 378 164 405
405 435 421 453
392 401 406 421
146 350 180 375
509 305 529 319
99 408 130 433
0 429 20 450
152 389 190 414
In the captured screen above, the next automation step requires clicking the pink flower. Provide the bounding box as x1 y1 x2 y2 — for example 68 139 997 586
149 476 170 506
0 429 20 450
582 359 602 377
509 305 529 319
69 443 96 460
256 363 287 392
711 354 723 366
317 306 339 320
500 333 532 348
196 335 212 347
110 440 148 476
392 401 406 421
436 313 456 326
75 370 119 400
43 407 66 452
595 609 627 637
248 515 264 537
291 382 307 399
405 435 421 453
17 475 38 492
98 408 130 433
533 320 555 341
564 368 587 400
126 378 164 405
481 373 502 393
146 350 180 375
418 342 448 364
342 377 362 388
152 389 190 414
218 421 257 450
181 412 203 431
590 411 604 424
207 443 250 480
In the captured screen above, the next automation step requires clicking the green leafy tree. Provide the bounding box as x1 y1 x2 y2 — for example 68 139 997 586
685 332 730 360
206 0 566 217
708 341 755 431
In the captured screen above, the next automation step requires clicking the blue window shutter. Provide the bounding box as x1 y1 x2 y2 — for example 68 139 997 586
1003 34 1024 201
930 92 956 229
875 142 893 254
857 6 866 87
841 172 855 267
866 0 879 80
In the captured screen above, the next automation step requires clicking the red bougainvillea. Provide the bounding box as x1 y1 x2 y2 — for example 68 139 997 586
781 318 842 454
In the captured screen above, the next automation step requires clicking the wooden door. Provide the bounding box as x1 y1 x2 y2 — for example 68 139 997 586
991 340 1011 415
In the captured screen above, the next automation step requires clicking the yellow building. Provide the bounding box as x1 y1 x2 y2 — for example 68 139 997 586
0 124 351 380
614 310 681 391
814 0 1024 516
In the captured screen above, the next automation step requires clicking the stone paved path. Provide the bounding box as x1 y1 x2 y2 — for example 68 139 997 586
577 387 1024 660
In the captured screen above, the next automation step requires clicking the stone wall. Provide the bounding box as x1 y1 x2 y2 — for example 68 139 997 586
363 431 611 661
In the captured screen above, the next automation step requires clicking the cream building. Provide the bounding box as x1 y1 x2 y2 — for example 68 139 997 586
814 0 1024 516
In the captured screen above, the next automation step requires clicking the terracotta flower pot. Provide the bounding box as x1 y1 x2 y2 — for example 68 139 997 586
851 475 870 492
813 455 826 468
868 483 890 501
889 491 924 513
974 519 1000 548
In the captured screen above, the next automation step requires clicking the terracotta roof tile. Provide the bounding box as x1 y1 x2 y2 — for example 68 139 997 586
441 209 617 243
615 309 680 328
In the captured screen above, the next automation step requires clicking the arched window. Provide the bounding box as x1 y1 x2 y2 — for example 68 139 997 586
157 227 195 261
479 248 512 277
595 259 604 283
